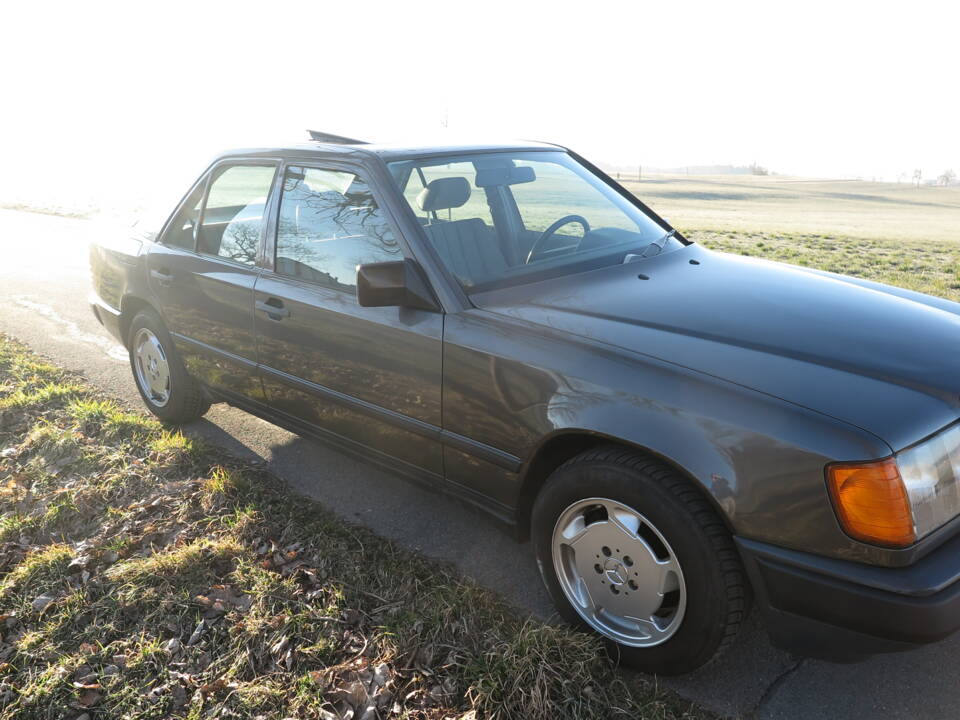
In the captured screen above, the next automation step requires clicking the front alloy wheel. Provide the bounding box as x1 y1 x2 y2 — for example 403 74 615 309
533 446 749 675
552 498 686 647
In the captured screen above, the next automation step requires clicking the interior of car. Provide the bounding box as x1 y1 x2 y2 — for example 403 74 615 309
389 151 672 293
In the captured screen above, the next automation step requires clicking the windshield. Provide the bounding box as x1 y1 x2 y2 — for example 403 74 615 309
388 151 680 293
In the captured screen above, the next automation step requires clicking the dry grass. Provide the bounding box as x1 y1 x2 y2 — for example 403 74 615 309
626 174 960 243
0 335 706 719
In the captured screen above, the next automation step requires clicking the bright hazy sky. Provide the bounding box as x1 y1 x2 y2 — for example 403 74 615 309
2 0 957 209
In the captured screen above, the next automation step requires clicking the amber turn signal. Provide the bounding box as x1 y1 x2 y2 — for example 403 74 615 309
826 458 915 548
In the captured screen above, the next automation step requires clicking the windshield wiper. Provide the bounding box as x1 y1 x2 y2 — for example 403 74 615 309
641 228 677 258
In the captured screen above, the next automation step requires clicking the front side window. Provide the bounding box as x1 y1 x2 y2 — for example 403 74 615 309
275 166 402 291
198 164 277 265
389 151 673 293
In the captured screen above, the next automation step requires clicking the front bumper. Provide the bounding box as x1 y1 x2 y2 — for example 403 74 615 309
737 532 960 660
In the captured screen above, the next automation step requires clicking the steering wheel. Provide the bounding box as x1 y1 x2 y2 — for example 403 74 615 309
525 214 591 264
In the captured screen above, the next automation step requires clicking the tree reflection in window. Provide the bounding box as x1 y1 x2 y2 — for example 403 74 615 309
276 167 401 291
218 204 265 265
200 165 276 265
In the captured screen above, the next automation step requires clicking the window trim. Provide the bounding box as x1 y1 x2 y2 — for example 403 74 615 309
193 159 282 269
157 171 210 252
266 158 418 295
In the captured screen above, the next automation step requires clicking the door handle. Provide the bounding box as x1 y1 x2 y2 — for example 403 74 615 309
256 298 290 320
150 268 173 287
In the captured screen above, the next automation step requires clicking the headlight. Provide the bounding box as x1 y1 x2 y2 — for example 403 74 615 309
827 423 960 548
896 423 960 541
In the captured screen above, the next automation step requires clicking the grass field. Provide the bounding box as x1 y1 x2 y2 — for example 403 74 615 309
623 174 960 304
625 174 960 244
691 228 960 304
0 335 706 719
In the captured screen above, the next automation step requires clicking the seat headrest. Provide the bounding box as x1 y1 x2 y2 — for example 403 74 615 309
416 177 470 212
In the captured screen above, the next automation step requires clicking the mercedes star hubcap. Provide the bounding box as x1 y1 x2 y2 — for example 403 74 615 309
552 497 687 647
133 328 171 407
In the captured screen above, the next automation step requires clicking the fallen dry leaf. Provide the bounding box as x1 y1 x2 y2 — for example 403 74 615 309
77 689 102 707
187 620 206 646
194 585 252 615
199 677 226 696
31 594 56 612
72 681 102 691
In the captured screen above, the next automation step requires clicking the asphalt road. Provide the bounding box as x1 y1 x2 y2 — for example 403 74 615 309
2 207 957 718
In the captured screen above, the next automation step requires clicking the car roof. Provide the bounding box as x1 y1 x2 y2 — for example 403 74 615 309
212 136 565 164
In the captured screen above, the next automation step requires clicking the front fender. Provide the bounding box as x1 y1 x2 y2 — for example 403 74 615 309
529 366 889 558
443 309 896 566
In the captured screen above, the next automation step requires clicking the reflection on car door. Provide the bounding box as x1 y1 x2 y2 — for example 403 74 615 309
253 163 444 477
147 161 278 401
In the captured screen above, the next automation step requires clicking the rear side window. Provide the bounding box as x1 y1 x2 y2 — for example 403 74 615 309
274 166 402 291
198 164 277 265
161 182 204 250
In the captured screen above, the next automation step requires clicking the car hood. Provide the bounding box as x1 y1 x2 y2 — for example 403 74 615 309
473 244 960 451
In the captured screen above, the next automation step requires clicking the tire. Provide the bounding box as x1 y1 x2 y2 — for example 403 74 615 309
127 308 210 424
531 446 749 675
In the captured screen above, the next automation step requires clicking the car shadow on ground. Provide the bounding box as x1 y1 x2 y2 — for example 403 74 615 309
183 415 801 713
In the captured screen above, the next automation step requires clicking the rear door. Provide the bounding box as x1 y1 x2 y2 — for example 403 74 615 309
147 160 279 401
253 161 444 477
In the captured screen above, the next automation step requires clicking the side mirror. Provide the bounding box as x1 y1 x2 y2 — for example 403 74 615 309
356 258 440 312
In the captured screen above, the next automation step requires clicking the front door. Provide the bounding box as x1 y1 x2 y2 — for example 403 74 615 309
254 163 444 477
147 161 278 401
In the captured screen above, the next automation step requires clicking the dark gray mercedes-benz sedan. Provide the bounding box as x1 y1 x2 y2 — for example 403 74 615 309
89 131 960 674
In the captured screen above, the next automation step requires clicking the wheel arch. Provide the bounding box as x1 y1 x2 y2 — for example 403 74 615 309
514 430 735 541
119 294 162 348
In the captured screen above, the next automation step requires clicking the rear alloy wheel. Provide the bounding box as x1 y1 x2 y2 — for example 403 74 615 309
132 327 171 408
532 446 749 674
127 309 210 424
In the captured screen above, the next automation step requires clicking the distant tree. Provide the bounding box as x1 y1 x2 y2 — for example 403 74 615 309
749 162 769 176
938 169 956 186
912 169 923 188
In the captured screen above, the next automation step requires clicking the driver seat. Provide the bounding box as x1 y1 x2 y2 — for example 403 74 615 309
416 177 509 282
